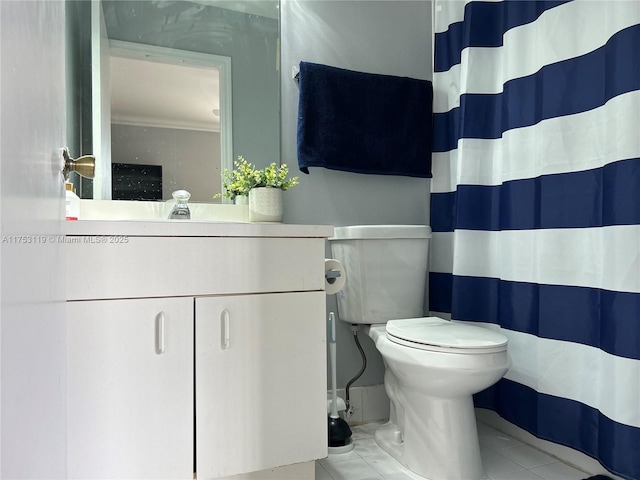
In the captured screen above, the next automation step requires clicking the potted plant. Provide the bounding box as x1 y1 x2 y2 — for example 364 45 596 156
253 161 299 191
217 156 258 204
218 156 298 222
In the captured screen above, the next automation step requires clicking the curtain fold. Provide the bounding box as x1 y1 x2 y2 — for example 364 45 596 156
430 1 640 478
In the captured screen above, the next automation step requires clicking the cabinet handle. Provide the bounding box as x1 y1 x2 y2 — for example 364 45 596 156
156 311 165 354
221 309 230 350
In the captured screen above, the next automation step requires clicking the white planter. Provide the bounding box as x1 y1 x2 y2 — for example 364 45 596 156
248 187 283 222
234 195 248 206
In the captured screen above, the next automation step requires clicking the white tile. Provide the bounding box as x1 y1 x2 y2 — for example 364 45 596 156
315 461 334 480
479 424 525 452
354 436 386 457
489 468 546 480
363 453 429 480
329 419 591 480
529 462 588 480
381 473 422 480
361 384 390 423
321 457 383 480
360 420 388 435
482 450 530 478
476 411 618 477
498 445 558 469
362 452 403 477
226 462 315 480
477 421 502 437
320 449 361 465
351 425 375 441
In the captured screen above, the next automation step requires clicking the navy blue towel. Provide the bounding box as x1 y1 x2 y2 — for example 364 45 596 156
296 61 433 178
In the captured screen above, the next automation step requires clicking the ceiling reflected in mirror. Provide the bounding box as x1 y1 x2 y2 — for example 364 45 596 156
110 57 221 132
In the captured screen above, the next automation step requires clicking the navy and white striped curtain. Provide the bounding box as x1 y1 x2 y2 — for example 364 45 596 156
429 1 640 478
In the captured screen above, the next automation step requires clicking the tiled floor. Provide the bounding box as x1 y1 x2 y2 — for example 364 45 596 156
316 421 589 480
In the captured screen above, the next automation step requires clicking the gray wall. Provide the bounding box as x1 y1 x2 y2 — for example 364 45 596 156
111 124 221 202
281 0 433 389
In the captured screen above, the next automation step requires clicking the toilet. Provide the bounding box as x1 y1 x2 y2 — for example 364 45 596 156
329 225 510 480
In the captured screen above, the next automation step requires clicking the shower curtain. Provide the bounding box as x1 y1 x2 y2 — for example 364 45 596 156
429 1 640 478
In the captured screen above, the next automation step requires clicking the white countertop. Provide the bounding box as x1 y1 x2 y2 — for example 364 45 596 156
66 220 335 238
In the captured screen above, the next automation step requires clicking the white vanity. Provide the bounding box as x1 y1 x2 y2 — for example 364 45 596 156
66 220 333 480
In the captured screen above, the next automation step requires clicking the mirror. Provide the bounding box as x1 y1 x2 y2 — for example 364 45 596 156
102 40 232 202
66 0 280 202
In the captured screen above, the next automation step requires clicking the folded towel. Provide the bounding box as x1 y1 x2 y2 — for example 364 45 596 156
296 61 433 178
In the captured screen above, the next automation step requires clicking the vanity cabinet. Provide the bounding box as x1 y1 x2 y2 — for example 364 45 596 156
66 221 332 480
67 297 194 480
195 291 325 478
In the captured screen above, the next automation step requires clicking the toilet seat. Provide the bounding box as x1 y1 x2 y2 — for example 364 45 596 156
386 317 508 354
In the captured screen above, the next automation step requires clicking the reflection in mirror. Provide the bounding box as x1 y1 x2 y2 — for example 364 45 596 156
66 0 280 203
107 41 232 202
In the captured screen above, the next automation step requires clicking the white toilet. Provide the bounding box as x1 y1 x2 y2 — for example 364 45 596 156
329 225 510 480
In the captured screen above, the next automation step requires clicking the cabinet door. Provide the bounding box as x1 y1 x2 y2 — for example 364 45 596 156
196 292 327 479
67 297 194 479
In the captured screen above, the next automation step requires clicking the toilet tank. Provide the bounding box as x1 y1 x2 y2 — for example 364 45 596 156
329 225 431 324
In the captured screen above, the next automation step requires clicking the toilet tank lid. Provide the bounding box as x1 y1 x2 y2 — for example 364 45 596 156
330 225 432 240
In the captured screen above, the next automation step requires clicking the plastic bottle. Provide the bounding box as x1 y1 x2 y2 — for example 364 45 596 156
65 182 80 221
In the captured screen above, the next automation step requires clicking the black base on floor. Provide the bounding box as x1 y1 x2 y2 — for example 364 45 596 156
328 416 352 447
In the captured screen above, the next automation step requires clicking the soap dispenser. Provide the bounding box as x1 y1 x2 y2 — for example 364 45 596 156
65 182 80 221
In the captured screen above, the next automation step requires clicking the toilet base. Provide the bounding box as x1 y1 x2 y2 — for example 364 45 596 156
374 394 484 480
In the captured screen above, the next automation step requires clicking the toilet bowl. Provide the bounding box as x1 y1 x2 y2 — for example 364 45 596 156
367 318 510 480
329 226 511 480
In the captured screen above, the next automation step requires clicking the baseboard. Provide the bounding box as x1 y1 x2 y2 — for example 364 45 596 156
475 408 625 480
